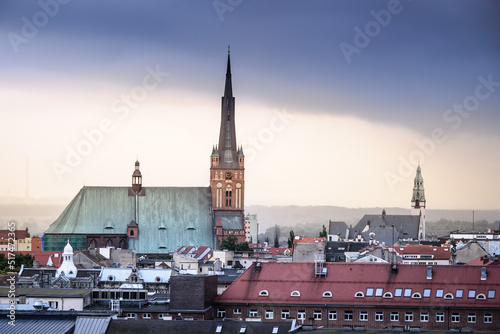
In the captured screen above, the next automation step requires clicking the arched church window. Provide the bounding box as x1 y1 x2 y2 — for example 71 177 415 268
89 239 97 249
119 239 126 249
106 239 114 248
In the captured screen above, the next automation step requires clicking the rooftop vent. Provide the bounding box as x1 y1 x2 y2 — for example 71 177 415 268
427 266 432 280
481 267 487 280
255 262 261 271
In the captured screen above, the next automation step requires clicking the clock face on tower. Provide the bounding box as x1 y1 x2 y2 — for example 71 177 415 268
226 172 232 180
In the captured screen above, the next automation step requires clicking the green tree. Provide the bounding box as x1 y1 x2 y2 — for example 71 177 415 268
288 230 295 248
319 225 327 238
235 242 250 252
265 237 270 244
220 235 238 250
0 253 33 275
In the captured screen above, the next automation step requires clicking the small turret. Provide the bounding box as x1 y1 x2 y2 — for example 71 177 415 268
132 160 142 194
211 145 220 167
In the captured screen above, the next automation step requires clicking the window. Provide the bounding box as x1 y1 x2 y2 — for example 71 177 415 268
375 312 383 321
322 291 332 298
142 313 151 319
375 288 383 297
423 289 431 298
297 310 306 320
436 312 445 322
344 311 353 321
265 310 273 320
456 289 463 298
420 312 429 322
484 314 493 323
394 288 402 297
355 291 364 298
217 309 226 318
328 311 337 320
366 288 374 296
404 288 412 297
405 312 413 322
383 292 393 298
126 313 137 319
468 313 476 323
291 290 300 297
390 312 399 321
359 311 368 321
451 313 460 323
468 289 476 298
216 325 222 333
234 308 242 314
249 309 258 317
412 292 422 299
281 310 290 319
444 293 454 299
49 301 58 309
477 293 486 300
313 310 322 321
259 290 269 297
488 290 496 299
436 289 444 298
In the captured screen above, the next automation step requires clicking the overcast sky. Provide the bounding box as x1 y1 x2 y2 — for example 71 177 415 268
1 0 499 210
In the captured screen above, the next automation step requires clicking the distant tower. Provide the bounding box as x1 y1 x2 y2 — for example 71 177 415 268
56 240 78 278
411 164 426 240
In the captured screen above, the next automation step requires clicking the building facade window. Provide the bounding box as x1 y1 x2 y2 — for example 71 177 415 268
456 289 463 298
404 288 412 297
328 311 337 320
436 289 444 298
142 313 151 319
420 312 429 322
487 290 495 299
366 288 374 296
375 288 383 297
265 310 273 320
344 311 353 321
217 309 226 318
468 289 476 298
468 313 476 323
313 311 322 320
394 288 402 297
451 313 460 323
405 312 413 322
359 311 368 321
297 310 306 320
49 301 58 309
484 314 493 323
233 308 242 315
375 312 383 321
390 312 399 322
436 312 445 322
281 310 290 319
249 309 258 317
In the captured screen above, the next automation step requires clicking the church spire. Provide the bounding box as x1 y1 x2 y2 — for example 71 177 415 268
224 46 232 97
411 163 426 208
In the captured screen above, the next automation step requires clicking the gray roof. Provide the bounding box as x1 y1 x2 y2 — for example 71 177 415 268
0 288 92 297
74 316 111 334
45 186 217 253
352 213 420 245
328 221 349 238
0 316 75 334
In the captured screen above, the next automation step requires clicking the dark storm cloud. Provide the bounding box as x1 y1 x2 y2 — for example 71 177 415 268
1 0 498 134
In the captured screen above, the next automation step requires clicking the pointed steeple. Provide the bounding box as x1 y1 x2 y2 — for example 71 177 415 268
224 46 232 97
411 163 426 208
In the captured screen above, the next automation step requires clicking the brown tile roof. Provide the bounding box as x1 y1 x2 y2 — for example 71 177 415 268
0 228 30 240
215 262 500 307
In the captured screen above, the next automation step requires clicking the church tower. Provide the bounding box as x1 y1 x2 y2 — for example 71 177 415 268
411 164 426 240
210 49 246 248
210 49 245 213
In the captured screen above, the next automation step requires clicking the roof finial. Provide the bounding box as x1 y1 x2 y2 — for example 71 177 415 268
228 44 230 54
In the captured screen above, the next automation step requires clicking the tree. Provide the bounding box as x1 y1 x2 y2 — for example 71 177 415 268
319 225 327 238
274 224 280 248
220 235 238 250
235 242 250 252
265 237 270 244
0 253 33 275
287 230 295 248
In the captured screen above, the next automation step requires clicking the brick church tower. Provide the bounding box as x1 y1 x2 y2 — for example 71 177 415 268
210 49 246 247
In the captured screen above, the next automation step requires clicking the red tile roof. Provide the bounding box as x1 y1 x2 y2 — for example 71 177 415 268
467 255 500 266
0 228 30 240
294 237 325 243
215 262 500 308
0 250 64 268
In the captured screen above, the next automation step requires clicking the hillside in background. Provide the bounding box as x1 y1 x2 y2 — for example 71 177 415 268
1 203 498 241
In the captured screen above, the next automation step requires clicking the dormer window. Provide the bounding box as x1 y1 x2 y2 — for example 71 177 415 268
259 290 269 297
476 294 486 300
322 291 332 298
290 290 300 297
383 292 393 298
355 291 364 298
444 293 454 300
412 292 422 299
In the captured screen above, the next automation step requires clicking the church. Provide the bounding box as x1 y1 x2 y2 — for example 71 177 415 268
43 52 246 254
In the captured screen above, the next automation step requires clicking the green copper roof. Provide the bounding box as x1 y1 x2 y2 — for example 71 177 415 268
45 186 216 253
